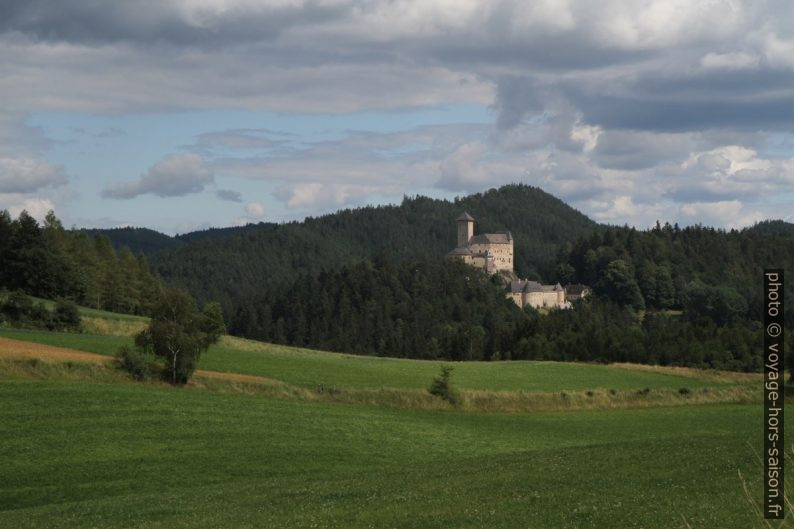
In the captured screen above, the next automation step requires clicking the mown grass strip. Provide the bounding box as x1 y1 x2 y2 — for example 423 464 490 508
0 327 750 393
0 358 762 413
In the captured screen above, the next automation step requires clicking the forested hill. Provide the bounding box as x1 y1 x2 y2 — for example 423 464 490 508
81 227 186 255
128 184 598 313
82 222 279 255
744 219 794 237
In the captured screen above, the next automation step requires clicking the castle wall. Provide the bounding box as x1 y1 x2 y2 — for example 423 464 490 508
510 292 523 306
468 241 513 272
519 291 566 309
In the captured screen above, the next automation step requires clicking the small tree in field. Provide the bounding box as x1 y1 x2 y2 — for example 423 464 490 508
428 365 460 406
134 288 222 385
201 302 226 343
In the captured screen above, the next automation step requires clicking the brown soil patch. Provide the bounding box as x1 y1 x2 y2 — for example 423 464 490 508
0 336 110 365
0 336 280 385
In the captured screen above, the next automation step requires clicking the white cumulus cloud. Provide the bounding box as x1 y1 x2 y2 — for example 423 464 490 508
6 197 56 221
102 153 213 199
0 157 67 193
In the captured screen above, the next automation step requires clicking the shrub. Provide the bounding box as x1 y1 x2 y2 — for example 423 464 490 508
116 345 153 381
678 387 691 396
0 291 80 331
428 365 460 406
30 302 51 328
53 300 81 331
1 290 34 323
315 384 340 396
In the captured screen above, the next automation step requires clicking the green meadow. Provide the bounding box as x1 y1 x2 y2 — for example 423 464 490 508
29 296 149 323
0 327 738 393
0 309 781 528
0 378 779 529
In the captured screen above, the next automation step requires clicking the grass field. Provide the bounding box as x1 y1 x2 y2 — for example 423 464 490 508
0 327 746 393
0 309 777 528
0 378 781 529
26 296 149 323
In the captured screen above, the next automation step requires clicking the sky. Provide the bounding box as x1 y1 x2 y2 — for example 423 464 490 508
1 0 794 234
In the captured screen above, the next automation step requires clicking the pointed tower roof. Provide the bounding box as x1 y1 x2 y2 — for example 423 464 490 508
456 212 475 221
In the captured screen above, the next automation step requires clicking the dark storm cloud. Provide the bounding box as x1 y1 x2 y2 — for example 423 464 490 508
492 76 545 130
0 0 351 46
7 0 793 137
590 130 701 171
490 56 794 134
577 95 794 132
550 65 794 132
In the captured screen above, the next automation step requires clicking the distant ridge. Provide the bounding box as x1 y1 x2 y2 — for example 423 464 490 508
743 219 794 237
83 222 279 255
81 227 185 255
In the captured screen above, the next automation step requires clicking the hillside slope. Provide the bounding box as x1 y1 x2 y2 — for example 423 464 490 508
134 184 597 310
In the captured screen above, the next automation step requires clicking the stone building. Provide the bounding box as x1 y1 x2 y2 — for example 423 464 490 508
446 212 514 274
447 212 589 310
506 281 591 310
508 280 569 309
564 284 591 301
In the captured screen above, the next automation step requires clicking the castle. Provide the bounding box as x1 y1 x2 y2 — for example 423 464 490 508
447 213 589 310
446 212 514 274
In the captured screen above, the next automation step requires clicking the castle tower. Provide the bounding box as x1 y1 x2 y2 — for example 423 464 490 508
456 212 474 247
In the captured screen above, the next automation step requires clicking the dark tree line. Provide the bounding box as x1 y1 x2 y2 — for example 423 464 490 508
231 259 528 360
556 220 794 327
0 210 163 315
516 297 767 371
223 213 793 372
229 255 788 372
